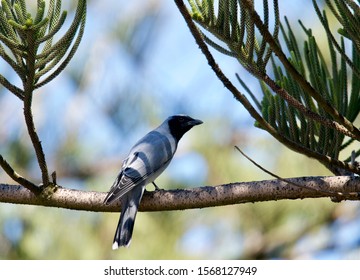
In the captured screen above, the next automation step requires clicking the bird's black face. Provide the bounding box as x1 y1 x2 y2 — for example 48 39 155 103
167 115 203 142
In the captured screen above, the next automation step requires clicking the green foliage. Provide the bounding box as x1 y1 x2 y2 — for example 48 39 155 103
188 0 360 174
261 15 360 161
0 0 87 189
0 0 86 99
188 0 279 73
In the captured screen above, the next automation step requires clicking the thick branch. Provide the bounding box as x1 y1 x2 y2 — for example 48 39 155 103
0 176 359 212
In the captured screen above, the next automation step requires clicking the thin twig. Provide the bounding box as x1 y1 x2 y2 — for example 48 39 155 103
234 146 349 200
0 155 40 194
23 29 50 187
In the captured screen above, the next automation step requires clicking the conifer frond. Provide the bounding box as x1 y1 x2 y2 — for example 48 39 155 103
189 0 278 73
0 0 87 97
0 0 87 188
185 0 360 174
261 5 360 166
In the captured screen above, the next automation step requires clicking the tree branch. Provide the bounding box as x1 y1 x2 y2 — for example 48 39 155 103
1 176 359 212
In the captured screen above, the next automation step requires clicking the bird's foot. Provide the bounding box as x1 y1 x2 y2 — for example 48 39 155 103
152 182 162 191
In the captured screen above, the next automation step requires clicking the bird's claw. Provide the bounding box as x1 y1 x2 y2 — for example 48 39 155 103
152 182 161 191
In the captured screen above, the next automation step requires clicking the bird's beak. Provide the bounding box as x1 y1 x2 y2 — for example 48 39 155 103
188 118 203 126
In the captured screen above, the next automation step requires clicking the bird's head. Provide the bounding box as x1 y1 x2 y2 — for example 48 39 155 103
166 115 203 141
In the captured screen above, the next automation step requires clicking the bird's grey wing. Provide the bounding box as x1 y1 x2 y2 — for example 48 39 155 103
104 131 175 205
104 152 144 204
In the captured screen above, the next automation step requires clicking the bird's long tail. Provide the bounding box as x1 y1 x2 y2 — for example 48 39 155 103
112 187 144 249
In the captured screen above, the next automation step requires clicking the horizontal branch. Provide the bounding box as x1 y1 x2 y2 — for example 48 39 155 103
1 176 360 212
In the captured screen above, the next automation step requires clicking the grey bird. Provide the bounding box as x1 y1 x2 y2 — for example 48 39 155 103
104 115 203 249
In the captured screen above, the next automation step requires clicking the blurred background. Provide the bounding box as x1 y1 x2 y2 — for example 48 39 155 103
0 0 359 259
